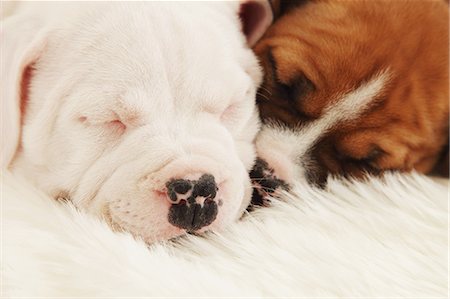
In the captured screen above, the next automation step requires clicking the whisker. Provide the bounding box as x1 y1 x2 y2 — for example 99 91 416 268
250 177 274 183
256 91 270 102
259 86 272 97
253 185 279 193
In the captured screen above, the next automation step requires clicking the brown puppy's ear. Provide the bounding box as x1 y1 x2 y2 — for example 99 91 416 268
239 0 274 46
1 17 47 169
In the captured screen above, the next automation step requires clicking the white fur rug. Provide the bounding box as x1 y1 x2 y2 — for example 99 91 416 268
2 171 448 297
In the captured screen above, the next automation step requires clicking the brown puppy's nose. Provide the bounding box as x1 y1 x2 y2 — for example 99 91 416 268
166 174 219 231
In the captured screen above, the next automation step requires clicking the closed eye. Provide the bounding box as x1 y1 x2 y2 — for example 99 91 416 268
105 119 127 133
77 114 127 135
216 87 252 121
335 145 385 172
278 74 315 105
268 50 315 101
221 101 243 122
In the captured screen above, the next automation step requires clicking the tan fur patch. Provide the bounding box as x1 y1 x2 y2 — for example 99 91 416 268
255 0 449 180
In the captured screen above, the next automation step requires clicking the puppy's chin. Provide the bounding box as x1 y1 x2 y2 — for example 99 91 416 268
109 214 187 243
103 204 240 243
84 176 252 244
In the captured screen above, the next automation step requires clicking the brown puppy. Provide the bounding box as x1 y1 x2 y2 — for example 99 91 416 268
252 0 449 191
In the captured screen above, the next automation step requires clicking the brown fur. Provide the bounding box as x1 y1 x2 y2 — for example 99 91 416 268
254 0 449 181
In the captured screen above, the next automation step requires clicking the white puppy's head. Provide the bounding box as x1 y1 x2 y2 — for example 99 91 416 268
1 1 273 242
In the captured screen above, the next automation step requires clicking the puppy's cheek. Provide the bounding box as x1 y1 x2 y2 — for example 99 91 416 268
77 166 184 242
110 200 187 242
236 140 258 172
237 176 253 215
87 193 175 242
232 110 261 171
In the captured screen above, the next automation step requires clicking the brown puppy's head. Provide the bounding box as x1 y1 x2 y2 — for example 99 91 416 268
253 0 449 187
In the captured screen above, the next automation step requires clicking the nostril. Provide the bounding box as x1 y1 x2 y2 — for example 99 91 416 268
166 179 193 202
204 197 214 205
164 174 218 205
171 180 192 194
192 174 218 199
199 174 215 183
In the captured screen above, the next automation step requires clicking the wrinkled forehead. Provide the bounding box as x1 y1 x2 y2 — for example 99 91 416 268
268 43 386 94
56 2 253 105
257 14 390 87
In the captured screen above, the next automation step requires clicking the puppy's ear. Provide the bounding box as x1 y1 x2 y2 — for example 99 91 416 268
239 0 274 46
1 18 47 169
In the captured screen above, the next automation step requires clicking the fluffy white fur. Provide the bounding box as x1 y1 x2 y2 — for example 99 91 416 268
2 171 447 297
1 1 271 242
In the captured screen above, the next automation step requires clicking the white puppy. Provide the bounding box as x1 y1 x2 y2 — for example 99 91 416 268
1 1 272 242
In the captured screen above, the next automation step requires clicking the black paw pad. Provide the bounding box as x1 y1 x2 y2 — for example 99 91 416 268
249 158 290 207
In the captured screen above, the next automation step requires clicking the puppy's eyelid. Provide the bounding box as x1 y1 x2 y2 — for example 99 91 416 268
267 50 315 101
76 114 127 134
282 74 316 100
221 100 242 118
105 119 127 134
267 49 282 84
202 105 222 116
365 147 385 160
336 146 385 170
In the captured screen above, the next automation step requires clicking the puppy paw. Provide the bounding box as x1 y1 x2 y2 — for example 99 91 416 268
249 158 290 208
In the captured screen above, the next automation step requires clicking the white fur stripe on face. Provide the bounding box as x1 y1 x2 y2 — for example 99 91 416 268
294 69 391 157
256 70 391 181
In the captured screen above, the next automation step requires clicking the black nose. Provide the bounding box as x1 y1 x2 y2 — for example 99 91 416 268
166 174 219 231
168 200 218 231
166 179 193 202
